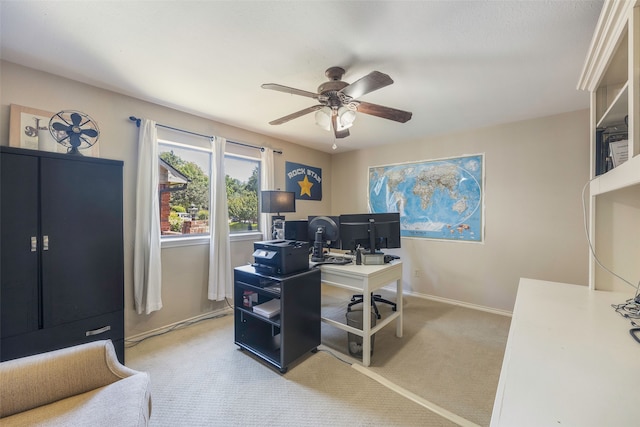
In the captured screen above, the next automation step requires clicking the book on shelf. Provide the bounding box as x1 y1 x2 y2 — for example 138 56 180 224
252 299 280 318
595 129 607 175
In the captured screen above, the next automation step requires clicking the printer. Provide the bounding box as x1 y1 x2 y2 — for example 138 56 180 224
252 240 310 276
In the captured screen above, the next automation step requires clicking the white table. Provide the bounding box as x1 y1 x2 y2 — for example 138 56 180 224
491 278 640 427
318 260 403 366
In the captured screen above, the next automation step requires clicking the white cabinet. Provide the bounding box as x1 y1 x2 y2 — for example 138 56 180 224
578 0 640 291
490 279 640 426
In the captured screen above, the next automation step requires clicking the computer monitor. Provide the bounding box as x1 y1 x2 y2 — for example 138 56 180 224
284 220 309 241
307 215 341 262
339 212 401 254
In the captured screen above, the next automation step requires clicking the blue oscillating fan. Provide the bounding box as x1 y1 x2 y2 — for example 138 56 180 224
49 110 100 155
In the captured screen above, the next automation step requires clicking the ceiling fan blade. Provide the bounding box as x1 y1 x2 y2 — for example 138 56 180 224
339 71 394 99
332 114 350 139
268 105 323 125
357 101 412 123
261 83 319 99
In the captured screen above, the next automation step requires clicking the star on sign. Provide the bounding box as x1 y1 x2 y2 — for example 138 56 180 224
298 175 313 197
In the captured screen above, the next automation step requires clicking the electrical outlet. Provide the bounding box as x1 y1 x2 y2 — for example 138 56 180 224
414 269 420 278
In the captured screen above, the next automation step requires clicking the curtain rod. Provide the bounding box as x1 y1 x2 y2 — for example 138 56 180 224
128 116 282 154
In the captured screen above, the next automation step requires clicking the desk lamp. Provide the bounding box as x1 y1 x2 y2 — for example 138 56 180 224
260 190 296 240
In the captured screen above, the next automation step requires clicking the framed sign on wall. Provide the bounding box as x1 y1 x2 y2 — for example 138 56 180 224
285 161 322 201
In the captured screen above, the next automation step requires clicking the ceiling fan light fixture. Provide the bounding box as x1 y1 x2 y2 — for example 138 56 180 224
337 106 356 129
314 106 332 131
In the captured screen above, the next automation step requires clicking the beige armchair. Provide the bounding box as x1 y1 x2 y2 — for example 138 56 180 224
0 340 151 426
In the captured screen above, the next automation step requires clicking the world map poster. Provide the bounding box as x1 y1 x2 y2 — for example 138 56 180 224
368 154 484 242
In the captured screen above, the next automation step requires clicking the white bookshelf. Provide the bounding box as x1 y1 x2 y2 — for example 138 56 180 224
578 0 640 291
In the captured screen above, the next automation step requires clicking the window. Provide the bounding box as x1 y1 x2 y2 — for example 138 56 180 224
157 139 261 240
158 140 211 237
225 154 260 235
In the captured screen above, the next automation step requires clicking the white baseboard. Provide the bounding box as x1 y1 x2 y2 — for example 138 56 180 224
383 286 513 317
126 289 510 344
126 307 233 343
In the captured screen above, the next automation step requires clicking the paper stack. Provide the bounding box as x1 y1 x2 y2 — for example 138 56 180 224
252 299 280 318
610 139 628 168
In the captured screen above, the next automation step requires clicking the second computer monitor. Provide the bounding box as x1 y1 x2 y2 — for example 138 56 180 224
284 220 309 241
307 215 341 262
307 216 341 249
339 212 401 254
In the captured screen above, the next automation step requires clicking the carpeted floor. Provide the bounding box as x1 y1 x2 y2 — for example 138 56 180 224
126 290 510 427
320 286 511 426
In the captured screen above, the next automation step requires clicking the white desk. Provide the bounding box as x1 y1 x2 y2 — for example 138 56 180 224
319 260 402 366
491 278 640 427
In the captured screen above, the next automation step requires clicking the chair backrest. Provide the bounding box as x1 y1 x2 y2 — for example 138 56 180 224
0 340 137 417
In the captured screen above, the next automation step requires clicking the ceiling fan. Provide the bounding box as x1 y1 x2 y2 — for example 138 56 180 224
262 66 412 139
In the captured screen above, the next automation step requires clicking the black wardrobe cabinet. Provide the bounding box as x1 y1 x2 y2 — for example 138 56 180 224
0 146 125 363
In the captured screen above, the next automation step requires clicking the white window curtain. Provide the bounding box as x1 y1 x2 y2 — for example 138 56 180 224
208 136 232 301
133 118 163 314
260 148 275 240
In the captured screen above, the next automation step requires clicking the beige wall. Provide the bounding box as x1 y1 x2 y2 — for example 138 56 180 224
0 59 591 329
330 109 591 311
0 60 332 337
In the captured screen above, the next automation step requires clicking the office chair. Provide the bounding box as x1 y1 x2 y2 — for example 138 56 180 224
347 293 396 319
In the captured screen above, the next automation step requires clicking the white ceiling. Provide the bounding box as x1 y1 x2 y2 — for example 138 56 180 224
0 1 603 153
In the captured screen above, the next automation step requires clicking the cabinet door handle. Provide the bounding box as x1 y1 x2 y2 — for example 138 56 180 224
31 236 37 252
85 325 111 336
43 235 49 251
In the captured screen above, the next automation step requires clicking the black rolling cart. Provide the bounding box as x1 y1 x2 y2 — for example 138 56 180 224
234 265 320 373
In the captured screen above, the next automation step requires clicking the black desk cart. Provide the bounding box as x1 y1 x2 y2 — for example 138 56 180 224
234 265 320 373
